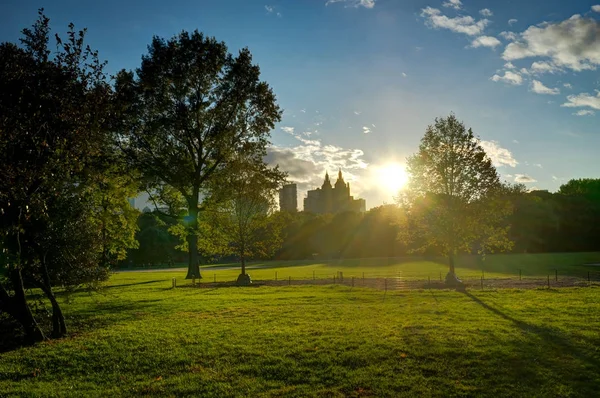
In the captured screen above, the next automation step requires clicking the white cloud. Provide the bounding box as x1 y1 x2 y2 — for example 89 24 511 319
479 8 493 17
353 110 361 115
530 61 562 74
490 70 523 85
470 36 502 49
300 109 306 113
562 90 600 110
563 83 572 89
480 140 518 167
503 14 600 72
326 0 375 8
402 72 407 77
534 163 543 168
512 139 519 144
573 109 595 116
515 174 537 183
265 5 274 13
508 19 518 26
277 12 282 17
442 0 462 10
421 7 489 36
362 126 371 134
281 126 295 134
592 5 600 12
504 62 516 69
500 31 518 41
530 80 560 95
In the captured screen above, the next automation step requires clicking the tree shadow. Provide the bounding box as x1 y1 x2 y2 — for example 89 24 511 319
463 291 600 370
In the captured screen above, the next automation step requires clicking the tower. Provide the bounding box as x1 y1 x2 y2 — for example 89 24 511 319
279 184 298 212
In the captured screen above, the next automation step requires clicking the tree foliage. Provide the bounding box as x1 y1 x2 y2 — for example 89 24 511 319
114 30 282 279
0 10 137 343
399 114 512 282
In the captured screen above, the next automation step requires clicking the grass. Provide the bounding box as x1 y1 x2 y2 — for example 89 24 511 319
180 252 600 283
1 253 600 397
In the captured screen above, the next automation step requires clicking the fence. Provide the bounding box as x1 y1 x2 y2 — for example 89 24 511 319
177 269 600 291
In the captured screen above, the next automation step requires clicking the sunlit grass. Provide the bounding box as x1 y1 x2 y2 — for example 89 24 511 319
135 252 600 284
1 269 599 397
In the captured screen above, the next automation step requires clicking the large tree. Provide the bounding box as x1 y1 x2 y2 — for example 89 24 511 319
0 11 137 342
399 114 512 287
114 31 281 279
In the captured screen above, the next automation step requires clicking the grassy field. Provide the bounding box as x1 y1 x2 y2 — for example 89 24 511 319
1 253 600 397
171 252 600 283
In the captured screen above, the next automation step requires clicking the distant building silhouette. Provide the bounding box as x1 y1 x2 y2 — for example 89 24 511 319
279 183 298 212
303 170 366 214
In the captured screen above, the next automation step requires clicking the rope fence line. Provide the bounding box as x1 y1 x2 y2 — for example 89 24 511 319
178 270 600 291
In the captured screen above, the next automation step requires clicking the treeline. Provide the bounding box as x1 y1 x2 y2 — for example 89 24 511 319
126 180 600 266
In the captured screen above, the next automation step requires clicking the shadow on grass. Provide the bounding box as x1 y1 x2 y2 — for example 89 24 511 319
464 291 600 370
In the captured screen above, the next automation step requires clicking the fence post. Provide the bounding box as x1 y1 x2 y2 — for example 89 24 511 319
172 278 176 288
555 269 558 282
288 276 291 286
519 269 521 281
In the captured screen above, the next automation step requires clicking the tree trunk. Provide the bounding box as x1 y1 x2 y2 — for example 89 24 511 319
37 259 67 338
1 270 46 344
448 253 456 275
185 204 201 279
241 253 246 275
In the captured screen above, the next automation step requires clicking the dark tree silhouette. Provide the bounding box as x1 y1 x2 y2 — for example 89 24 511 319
399 114 512 287
114 31 281 279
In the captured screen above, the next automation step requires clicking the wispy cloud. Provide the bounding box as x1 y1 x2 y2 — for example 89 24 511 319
592 5 600 12
529 61 562 74
442 0 462 10
508 18 518 26
402 72 407 77
499 31 518 41
490 70 523 85
563 83 572 89
281 126 295 134
573 109 595 116
421 7 489 36
265 5 274 13
562 90 600 110
470 36 501 49
362 126 371 134
479 9 493 17
515 174 537 183
326 0 375 8
480 140 518 167
353 110 361 115
530 80 560 95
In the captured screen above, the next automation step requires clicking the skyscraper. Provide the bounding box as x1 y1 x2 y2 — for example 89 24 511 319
279 184 298 212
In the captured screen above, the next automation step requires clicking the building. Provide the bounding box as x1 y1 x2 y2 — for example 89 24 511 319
303 170 366 214
279 184 298 212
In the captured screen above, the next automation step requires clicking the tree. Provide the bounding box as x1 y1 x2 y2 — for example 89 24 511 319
399 114 512 287
0 11 136 342
206 154 286 284
114 30 281 279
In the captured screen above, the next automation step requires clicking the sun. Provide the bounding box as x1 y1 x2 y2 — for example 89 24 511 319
376 163 409 194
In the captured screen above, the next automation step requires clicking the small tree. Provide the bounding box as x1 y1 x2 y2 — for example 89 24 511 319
206 154 286 284
399 114 512 287
114 31 281 279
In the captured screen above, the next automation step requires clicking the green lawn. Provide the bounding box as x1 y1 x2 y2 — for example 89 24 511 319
1 255 600 397
184 252 600 283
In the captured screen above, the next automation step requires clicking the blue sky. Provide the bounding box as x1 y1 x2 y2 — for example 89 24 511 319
2 0 600 209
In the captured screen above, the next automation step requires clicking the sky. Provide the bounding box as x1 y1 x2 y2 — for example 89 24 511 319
2 0 600 210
